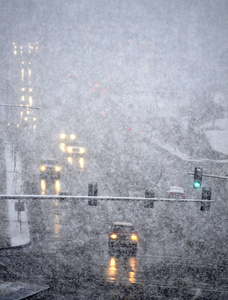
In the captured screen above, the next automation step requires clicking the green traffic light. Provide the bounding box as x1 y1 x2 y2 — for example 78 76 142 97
194 182 201 188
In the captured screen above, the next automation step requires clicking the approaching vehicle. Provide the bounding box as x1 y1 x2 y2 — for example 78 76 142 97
66 145 86 155
108 222 138 254
59 133 76 152
40 159 61 181
167 186 185 199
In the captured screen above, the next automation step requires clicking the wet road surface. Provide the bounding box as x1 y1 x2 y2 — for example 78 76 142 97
0 198 227 299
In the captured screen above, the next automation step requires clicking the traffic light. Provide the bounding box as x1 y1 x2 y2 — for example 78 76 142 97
194 167 203 188
144 190 155 208
88 182 98 206
200 187 211 211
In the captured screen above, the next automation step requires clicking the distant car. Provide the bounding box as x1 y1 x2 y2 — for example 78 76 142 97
66 145 86 155
40 158 61 181
167 186 185 199
108 222 138 254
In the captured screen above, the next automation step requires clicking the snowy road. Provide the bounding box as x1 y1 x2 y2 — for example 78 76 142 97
1 197 227 299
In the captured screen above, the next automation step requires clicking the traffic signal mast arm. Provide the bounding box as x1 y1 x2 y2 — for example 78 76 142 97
0 104 39 109
188 172 228 179
0 195 215 202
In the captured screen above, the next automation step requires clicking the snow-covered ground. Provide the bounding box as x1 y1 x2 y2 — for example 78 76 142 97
204 118 228 156
150 135 228 163
1 143 30 248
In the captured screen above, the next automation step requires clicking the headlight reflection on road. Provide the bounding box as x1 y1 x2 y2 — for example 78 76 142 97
79 157 85 169
41 179 46 195
108 257 117 282
59 143 66 152
106 256 137 284
21 69 24 81
55 180 61 194
54 214 61 238
128 257 137 284
67 157 73 164
29 96 33 106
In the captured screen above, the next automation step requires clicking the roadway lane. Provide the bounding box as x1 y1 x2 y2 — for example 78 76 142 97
1 197 227 299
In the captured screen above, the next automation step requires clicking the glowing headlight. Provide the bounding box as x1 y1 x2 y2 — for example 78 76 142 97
40 165 46 171
110 234 117 239
79 147 85 154
70 134 76 140
131 234 138 241
55 166 61 172
60 133 66 140
67 146 73 154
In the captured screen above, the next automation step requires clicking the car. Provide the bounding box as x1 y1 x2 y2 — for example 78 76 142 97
108 222 138 254
167 186 185 199
40 158 61 181
66 145 86 155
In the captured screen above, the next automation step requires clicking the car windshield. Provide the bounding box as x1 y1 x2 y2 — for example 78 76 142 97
0 1 228 299
41 160 58 165
111 225 135 233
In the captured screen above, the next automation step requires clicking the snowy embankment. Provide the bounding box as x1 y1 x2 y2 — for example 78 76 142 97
150 136 228 164
2 143 30 247
150 118 228 164
204 118 228 156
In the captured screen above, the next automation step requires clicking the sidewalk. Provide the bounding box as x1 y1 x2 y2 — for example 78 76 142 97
0 281 49 300
0 143 30 248
0 141 48 299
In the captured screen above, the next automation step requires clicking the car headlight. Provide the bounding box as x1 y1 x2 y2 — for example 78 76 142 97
55 166 61 172
67 146 73 154
70 134 76 140
60 133 66 140
131 234 138 241
79 147 85 154
110 233 117 239
40 165 46 171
